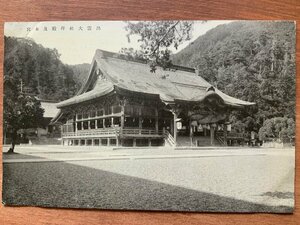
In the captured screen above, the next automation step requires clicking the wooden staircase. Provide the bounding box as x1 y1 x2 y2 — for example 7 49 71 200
164 130 176 147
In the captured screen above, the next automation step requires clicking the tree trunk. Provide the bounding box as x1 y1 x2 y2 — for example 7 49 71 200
8 130 17 153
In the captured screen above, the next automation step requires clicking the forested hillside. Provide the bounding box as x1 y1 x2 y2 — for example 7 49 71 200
173 21 296 138
4 36 81 101
69 63 91 90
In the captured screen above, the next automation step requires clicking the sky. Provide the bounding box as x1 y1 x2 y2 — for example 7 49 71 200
5 21 232 65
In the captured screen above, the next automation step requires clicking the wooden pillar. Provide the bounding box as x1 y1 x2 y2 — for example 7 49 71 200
210 124 215 146
121 105 125 128
224 124 228 146
155 108 159 133
111 117 114 128
120 105 125 147
189 119 193 146
170 119 174 136
88 120 91 130
173 112 178 144
133 138 136 147
74 114 77 134
139 107 142 129
138 107 142 135
103 118 106 128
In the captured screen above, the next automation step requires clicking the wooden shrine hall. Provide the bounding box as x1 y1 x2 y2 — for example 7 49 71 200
52 49 255 147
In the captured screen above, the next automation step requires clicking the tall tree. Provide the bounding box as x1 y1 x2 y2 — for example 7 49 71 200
3 36 81 151
124 21 196 72
4 76 44 153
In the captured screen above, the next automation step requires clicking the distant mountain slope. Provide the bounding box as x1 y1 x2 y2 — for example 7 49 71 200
173 21 294 68
172 21 296 131
4 36 92 101
69 63 91 90
4 36 79 101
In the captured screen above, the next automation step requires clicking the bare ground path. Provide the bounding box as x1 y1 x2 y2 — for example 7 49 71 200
2 145 295 213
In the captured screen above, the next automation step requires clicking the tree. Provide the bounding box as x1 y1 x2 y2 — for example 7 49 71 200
4 76 44 153
258 117 295 142
172 21 296 133
124 21 196 72
4 36 78 101
3 39 44 152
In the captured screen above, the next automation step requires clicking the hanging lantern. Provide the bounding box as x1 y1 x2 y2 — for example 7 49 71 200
198 124 203 131
177 121 182 129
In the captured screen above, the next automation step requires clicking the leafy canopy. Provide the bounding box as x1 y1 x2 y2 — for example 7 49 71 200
124 21 195 72
258 117 295 141
172 21 296 136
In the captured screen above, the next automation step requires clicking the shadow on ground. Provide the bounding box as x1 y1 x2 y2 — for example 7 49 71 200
2 156 293 213
261 191 294 199
3 152 45 160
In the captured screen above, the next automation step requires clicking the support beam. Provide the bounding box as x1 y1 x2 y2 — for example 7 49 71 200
210 124 215 146
173 112 178 144
170 119 174 137
74 122 77 134
133 138 136 147
95 119 98 129
169 104 181 146
121 105 125 129
155 108 159 133
224 124 228 146
189 119 193 146
138 107 142 135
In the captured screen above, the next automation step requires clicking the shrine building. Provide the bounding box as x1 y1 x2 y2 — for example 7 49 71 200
52 50 255 147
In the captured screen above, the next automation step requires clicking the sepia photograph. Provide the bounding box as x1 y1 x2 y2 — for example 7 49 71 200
2 20 296 213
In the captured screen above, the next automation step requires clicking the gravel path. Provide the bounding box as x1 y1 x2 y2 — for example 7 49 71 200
2 148 294 213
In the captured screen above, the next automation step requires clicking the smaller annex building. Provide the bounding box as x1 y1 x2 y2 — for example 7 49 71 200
4 99 61 145
52 50 255 147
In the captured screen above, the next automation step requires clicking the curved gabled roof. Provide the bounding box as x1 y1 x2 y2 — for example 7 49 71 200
56 49 255 109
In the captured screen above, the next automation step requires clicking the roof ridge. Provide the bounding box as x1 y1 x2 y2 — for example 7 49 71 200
95 49 196 74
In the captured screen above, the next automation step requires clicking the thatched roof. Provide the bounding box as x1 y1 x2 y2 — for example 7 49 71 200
56 49 255 109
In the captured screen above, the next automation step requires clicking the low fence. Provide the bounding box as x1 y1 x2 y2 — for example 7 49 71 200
62 128 164 138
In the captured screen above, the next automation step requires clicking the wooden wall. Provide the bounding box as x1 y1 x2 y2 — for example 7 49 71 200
0 0 299 224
